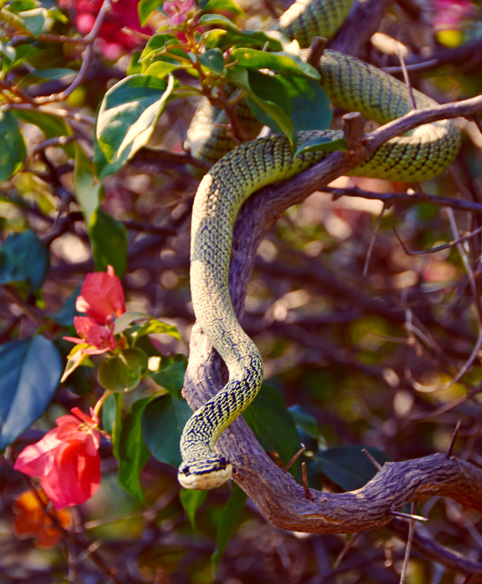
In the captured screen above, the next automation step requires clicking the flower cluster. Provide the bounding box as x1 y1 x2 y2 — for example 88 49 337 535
14 408 101 510
65 264 126 356
163 0 195 26
432 0 474 47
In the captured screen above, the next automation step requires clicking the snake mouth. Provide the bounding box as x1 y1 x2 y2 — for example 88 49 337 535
178 456 233 490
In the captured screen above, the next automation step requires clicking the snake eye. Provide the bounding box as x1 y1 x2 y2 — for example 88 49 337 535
218 457 227 469
180 464 190 475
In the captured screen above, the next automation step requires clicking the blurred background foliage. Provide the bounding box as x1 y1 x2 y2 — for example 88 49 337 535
1 0 482 582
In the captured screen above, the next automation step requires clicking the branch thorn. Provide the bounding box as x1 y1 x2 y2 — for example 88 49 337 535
284 443 307 472
446 420 462 459
362 448 383 471
302 462 314 501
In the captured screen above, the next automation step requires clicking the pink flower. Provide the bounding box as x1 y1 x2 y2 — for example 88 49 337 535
14 408 101 510
164 0 195 26
59 0 151 59
64 265 125 356
432 0 474 32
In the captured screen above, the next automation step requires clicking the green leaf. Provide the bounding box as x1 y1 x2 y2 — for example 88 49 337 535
0 110 26 181
95 74 174 177
135 319 181 341
226 67 295 148
142 394 192 467
116 397 151 503
278 75 332 132
294 134 347 158
180 489 207 530
102 392 123 458
198 48 224 74
113 311 151 335
48 285 81 326
88 208 127 276
0 336 62 450
0 229 49 291
145 59 182 78
17 7 46 36
202 0 243 15
98 348 148 392
138 0 163 26
148 355 187 399
211 484 246 570
230 48 319 80
315 445 391 491
288 404 324 453
201 23 283 52
243 384 300 464
140 33 178 61
74 145 101 224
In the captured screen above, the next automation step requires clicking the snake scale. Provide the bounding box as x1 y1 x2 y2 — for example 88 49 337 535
178 0 461 489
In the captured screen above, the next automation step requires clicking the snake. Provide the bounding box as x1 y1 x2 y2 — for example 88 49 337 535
178 0 461 489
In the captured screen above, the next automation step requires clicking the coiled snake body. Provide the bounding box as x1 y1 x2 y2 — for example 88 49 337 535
178 0 461 489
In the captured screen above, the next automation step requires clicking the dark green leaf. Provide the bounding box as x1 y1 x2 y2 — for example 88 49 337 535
243 384 300 464
294 134 347 158
0 336 62 450
140 33 178 61
142 394 192 467
198 48 224 74
88 208 127 276
202 0 243 15
95 74 174 177
0 110 26 181
98 348 148 392
0 229 49 291
48 285 81 326
17 7 46 36
230 48 319 79
148 355 187 399
316 445 391 491
180 489 207 530
202 25 283 52
102 392 123 459
211 484 246 569
116 397 151 502
278 75 332 132
138 0 163 26
226 67 295 148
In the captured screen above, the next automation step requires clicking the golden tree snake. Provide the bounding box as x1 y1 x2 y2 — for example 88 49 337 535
178 0 461 489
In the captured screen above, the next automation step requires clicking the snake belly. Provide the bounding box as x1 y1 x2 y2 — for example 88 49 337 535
178 8 461 490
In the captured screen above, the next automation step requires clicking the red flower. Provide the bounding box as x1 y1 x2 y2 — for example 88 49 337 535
164 0 195 26
76 264 126 325
59 0 151 59
64 265 125 355
14 408 101 510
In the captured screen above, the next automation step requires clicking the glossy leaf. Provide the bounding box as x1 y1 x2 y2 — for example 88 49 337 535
294 134 348 158
135 319 181 341
116 397 151 503
198 48 224 74
113 311 151 335
0 110 26 181
243 384 300 464
95 74 174 178
88 208 127 276
180 489 207 530
0 336 62 450
278 75 332 132
102 392 123 459
202 0 243 14
226 67 295 147
138 0 163 26
0 229 49 291
230 48 319 80
74 145 101 224
98 348 148 392
315 445 391 491
142 394 192 467
211 484 247 569
148 355 187 399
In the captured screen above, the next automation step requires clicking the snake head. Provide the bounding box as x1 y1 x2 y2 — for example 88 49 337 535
178 455 233 490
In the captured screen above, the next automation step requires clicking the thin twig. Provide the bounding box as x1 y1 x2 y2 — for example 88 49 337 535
362 448 383 471
393 223 482 256
363 203 385 276
283 444 307 472
398 51 417 110
446 420 462 458
301 462 313 500
399 503 417 584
